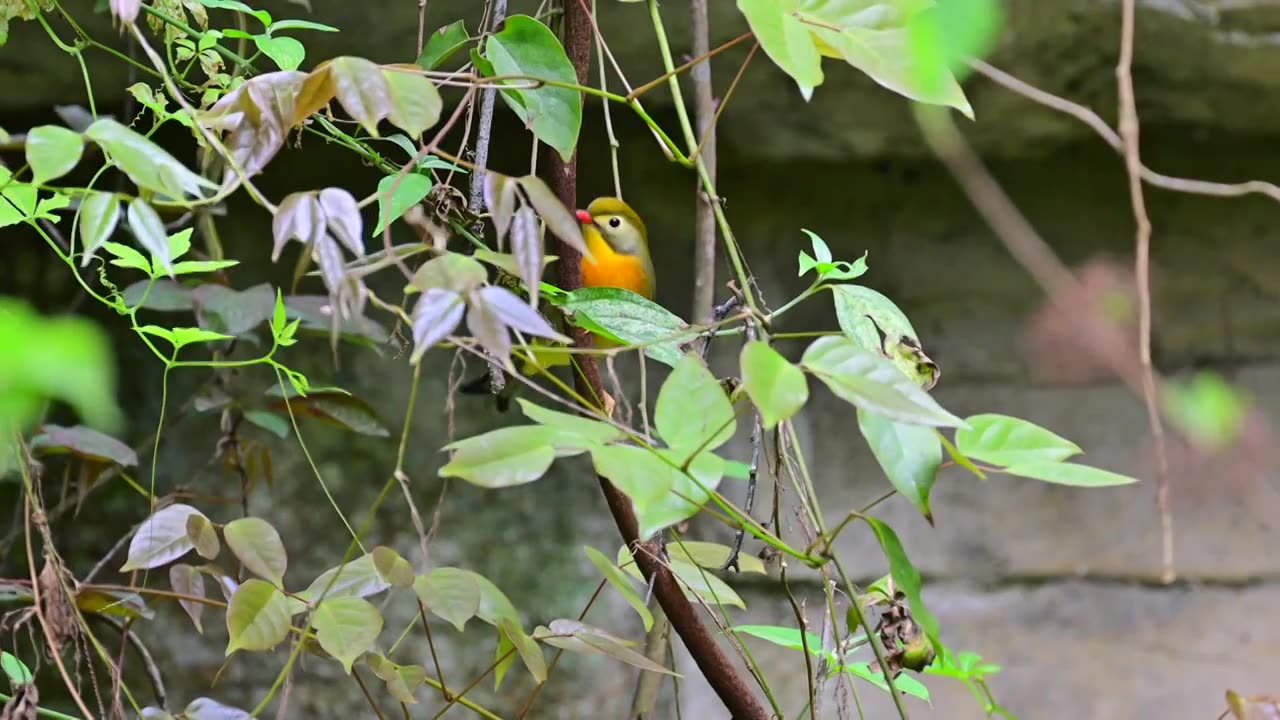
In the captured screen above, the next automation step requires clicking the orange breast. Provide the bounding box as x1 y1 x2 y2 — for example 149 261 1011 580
582 229 655 299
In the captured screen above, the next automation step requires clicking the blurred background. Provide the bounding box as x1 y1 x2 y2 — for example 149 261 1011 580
3 1 1280 718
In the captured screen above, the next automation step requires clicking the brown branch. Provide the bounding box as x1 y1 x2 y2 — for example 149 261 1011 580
970 59 1280 204
1116 0 1174 583
546 2 768 719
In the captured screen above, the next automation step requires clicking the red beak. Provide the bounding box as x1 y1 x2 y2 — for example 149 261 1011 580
575 209 593 224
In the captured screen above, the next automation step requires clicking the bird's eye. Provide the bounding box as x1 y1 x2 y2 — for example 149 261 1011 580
607 217 621 229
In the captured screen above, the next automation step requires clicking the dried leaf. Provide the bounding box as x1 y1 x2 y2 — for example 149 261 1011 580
516 175 590 260
510 205 542 306
475 286 568 342
483 172 517 244
328 56 392 137
466 290 509 361
318 188 364 257
272 192 325 262
169 564 206 633
409 288 464 363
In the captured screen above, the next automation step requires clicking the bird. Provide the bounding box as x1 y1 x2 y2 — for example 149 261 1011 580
577 196 656 301
462 195 656 410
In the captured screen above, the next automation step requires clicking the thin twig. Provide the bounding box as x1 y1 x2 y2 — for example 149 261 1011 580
689 0 717 324
1116 0 1174 583
970 59 1280 204
469 0 510 401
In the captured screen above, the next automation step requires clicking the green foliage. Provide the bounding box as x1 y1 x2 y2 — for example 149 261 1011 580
736 0 974 116
0 2 1155 717
479 15 582 162
558 287 689 367
803 336 964 427
740 340 809 429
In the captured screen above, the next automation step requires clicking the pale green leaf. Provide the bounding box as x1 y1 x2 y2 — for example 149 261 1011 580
225 579 292 654
26 124 84 184
858 408 941 522
223 517 288 586
740 340 808 429
314 597 383 673
955 413 1082 467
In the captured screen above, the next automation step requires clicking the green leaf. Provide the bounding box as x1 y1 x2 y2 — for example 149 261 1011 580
799 230 868 280
636 450 725 539
123 279 192 311
382 65 442 138
938 430 986 480
223 517 288 586
517 398 623 451
583 546 652 632
617 546 745 609
734 624 824 655
240 409 289 438
737 0 823 99
0 299 123 436
300 553 391 602
77 191 121 265
800 0 974 118
858 408 941 522
187 514 220 560
191 282 276 337
669 540 766 575
30 424 137 466
535 619 677 676
472 572 521 627
1002 461 1140 487
26 124 84 184
862 516 940 652
414 568 481 632
127 199 174 277
197 0 271 24
560 288 689 367
264 386 390 437
255 34 305 70
121 503 206 572
371 546 415 589
499 618 546 684
314 597 383 673
831 284 918 357
416 19 469 70
907 0 1003 92
802 336 964 427
841 661 932 702
1160 371 1249 450
740 340 809 429
955 413 1082 467
102 240 150 274
85 118 217 199
439 425 558 488
267 19 339 33
2 650 33 686
373 172 432 237
145 326 235 350
591 444 679 511
482 15 582 162
225 579 292 655
655 353 736 458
